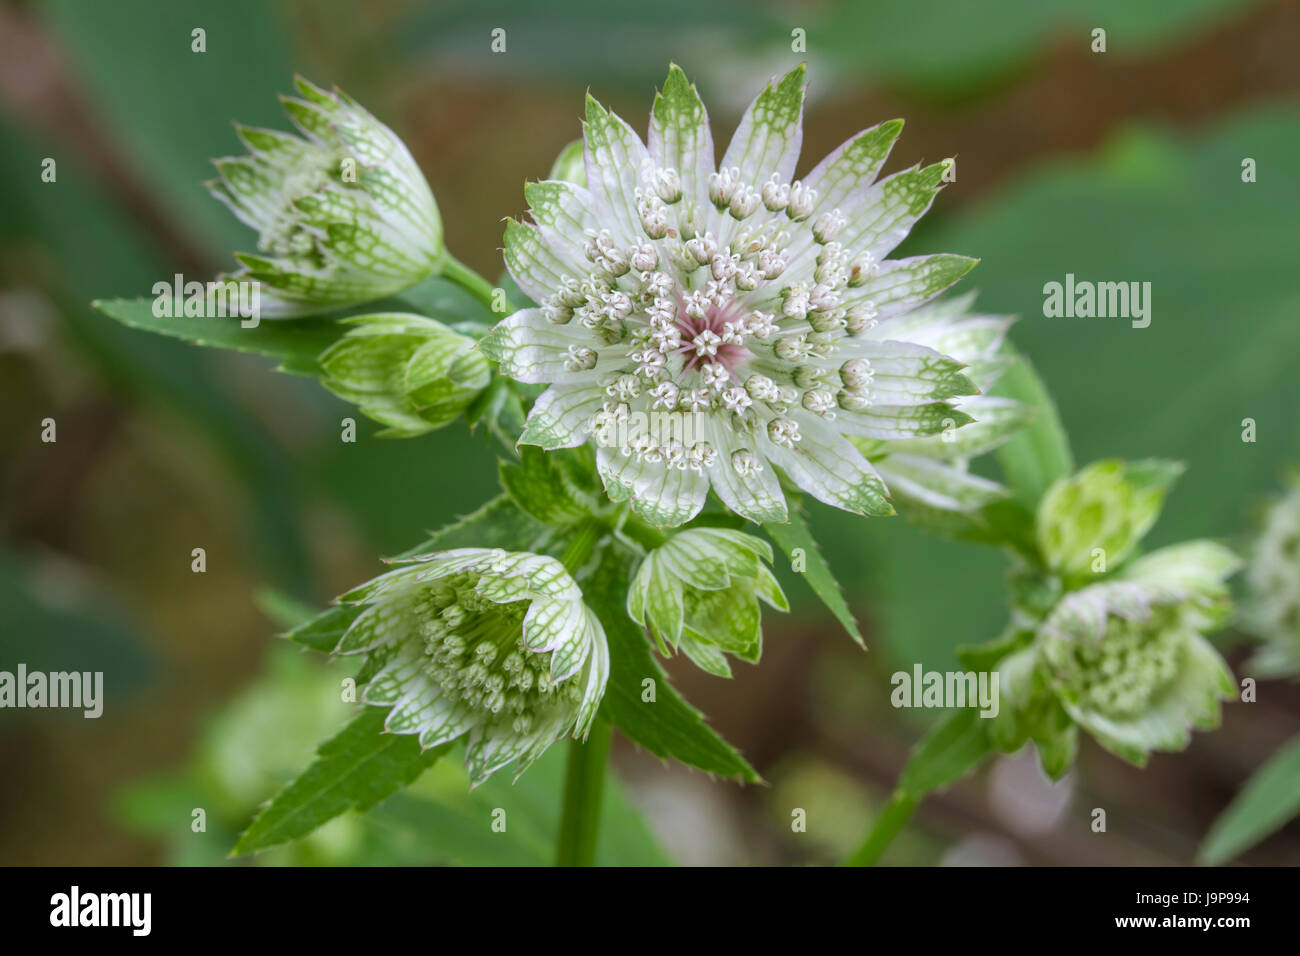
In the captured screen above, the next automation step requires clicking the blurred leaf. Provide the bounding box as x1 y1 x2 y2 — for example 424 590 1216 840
400 0 774 86
899 708 992 796
41 0 293 257
233 707 449 855
0 550 152 715
992 346 1074 510
0 116 314 596
820 0 1269 97
1199 733 1300 865
764 499 863 647
930 107 1300 549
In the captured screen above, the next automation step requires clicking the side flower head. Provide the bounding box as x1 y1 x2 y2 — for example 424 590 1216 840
318 313 490 437
628 528 788 677
331 548 608 784
208 76 444 317
850 292 1028 517
483 64 991 528
1242 475 1300 677
993 460 1240 774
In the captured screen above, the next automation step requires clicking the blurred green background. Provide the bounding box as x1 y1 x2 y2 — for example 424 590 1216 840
1 0 1298 865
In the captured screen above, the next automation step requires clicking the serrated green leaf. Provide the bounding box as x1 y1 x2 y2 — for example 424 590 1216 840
1199 733 1300 864
282 604 365 653
94 297 344 375
232 707 449 855
764 499 864 647
397 493 552 558
586 547 760 783
94 276 491 378
499 446 594 525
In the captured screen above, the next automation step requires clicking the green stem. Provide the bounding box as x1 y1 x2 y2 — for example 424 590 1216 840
555 717 613 866
843 790 919 867
441 254 499 311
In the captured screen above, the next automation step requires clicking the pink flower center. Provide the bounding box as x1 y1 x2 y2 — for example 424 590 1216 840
674 298 749 374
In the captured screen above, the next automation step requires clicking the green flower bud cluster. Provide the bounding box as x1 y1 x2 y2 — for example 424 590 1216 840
318 313 489 437
1037 459 1182 583
988 460 1239 774
628 528 788 678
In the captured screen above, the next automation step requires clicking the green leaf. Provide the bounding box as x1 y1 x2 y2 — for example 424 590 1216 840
898 708 993 796
586 547 760 783
764 499 864 647
1198 733 1300 864
94 297 345 376
282 604 365 653
990 345 1074 509
397 493 552 558
232 707 449 855
499 446 597 525
93 274 491 379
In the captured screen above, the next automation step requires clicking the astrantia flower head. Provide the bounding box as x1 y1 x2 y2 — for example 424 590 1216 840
483 64 986 527
332 549 608 783
318 313 489 437
1242 476 1300 677
208 76 444 317
628 528 788 677
992 461 1240 774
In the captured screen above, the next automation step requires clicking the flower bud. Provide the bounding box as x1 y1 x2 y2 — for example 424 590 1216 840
336 548 609 783
627 529 788 677
318 313 489 436
208 77 444 317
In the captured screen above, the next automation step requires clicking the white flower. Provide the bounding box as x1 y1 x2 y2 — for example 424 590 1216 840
208 76 444 317
331 548 608 784
484 65 982 527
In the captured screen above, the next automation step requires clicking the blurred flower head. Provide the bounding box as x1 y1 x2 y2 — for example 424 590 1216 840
1243 475 1300 677
318 313 489 437
333 549 608 784
484 64 993 527
208 76 444 317
628 527 787 677
994 461 1240 773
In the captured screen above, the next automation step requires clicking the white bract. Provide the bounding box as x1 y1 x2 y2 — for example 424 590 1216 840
484 65 986 527
208 76 444 317
332 548 608 784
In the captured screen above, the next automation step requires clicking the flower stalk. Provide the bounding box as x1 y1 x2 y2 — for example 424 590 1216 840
556 717 613 866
